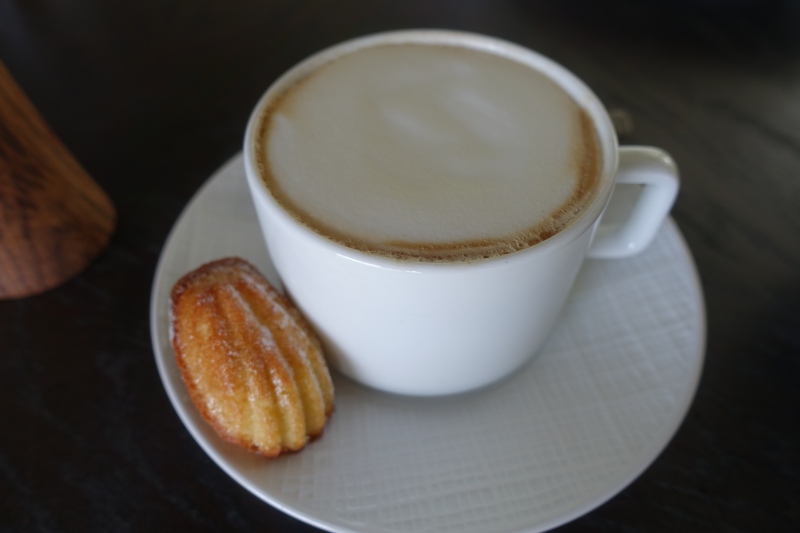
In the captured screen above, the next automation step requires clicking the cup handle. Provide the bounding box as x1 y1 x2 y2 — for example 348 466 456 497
587 146 679 259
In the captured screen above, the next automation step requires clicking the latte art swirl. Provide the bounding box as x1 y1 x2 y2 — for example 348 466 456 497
254 42 601 262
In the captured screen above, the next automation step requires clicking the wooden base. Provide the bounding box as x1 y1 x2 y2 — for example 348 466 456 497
0 59 115 299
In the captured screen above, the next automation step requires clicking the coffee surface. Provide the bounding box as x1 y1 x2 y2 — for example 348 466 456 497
255 42 600 261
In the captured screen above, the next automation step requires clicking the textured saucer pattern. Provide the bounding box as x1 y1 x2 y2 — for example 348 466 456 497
151 155 704 533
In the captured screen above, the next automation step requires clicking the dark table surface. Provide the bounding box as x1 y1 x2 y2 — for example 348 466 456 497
2 1 799 531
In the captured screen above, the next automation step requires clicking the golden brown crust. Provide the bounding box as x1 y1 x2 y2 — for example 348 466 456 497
170 257 334 457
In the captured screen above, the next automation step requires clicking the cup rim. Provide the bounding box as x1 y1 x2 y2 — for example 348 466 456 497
244 29 619 272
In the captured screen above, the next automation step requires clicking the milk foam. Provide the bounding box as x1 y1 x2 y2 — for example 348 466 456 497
256 43 600 261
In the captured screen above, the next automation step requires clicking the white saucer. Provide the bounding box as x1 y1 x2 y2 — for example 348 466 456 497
150 154 705 533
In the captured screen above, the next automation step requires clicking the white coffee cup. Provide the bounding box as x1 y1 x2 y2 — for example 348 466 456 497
244 30 678 396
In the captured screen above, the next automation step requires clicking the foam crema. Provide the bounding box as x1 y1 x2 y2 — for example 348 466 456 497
254 41 601 262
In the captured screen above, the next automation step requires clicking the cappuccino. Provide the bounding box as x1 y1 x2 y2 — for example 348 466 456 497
253 41 601 262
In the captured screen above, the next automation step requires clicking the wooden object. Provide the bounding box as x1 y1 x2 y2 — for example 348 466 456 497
0 59 115 299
